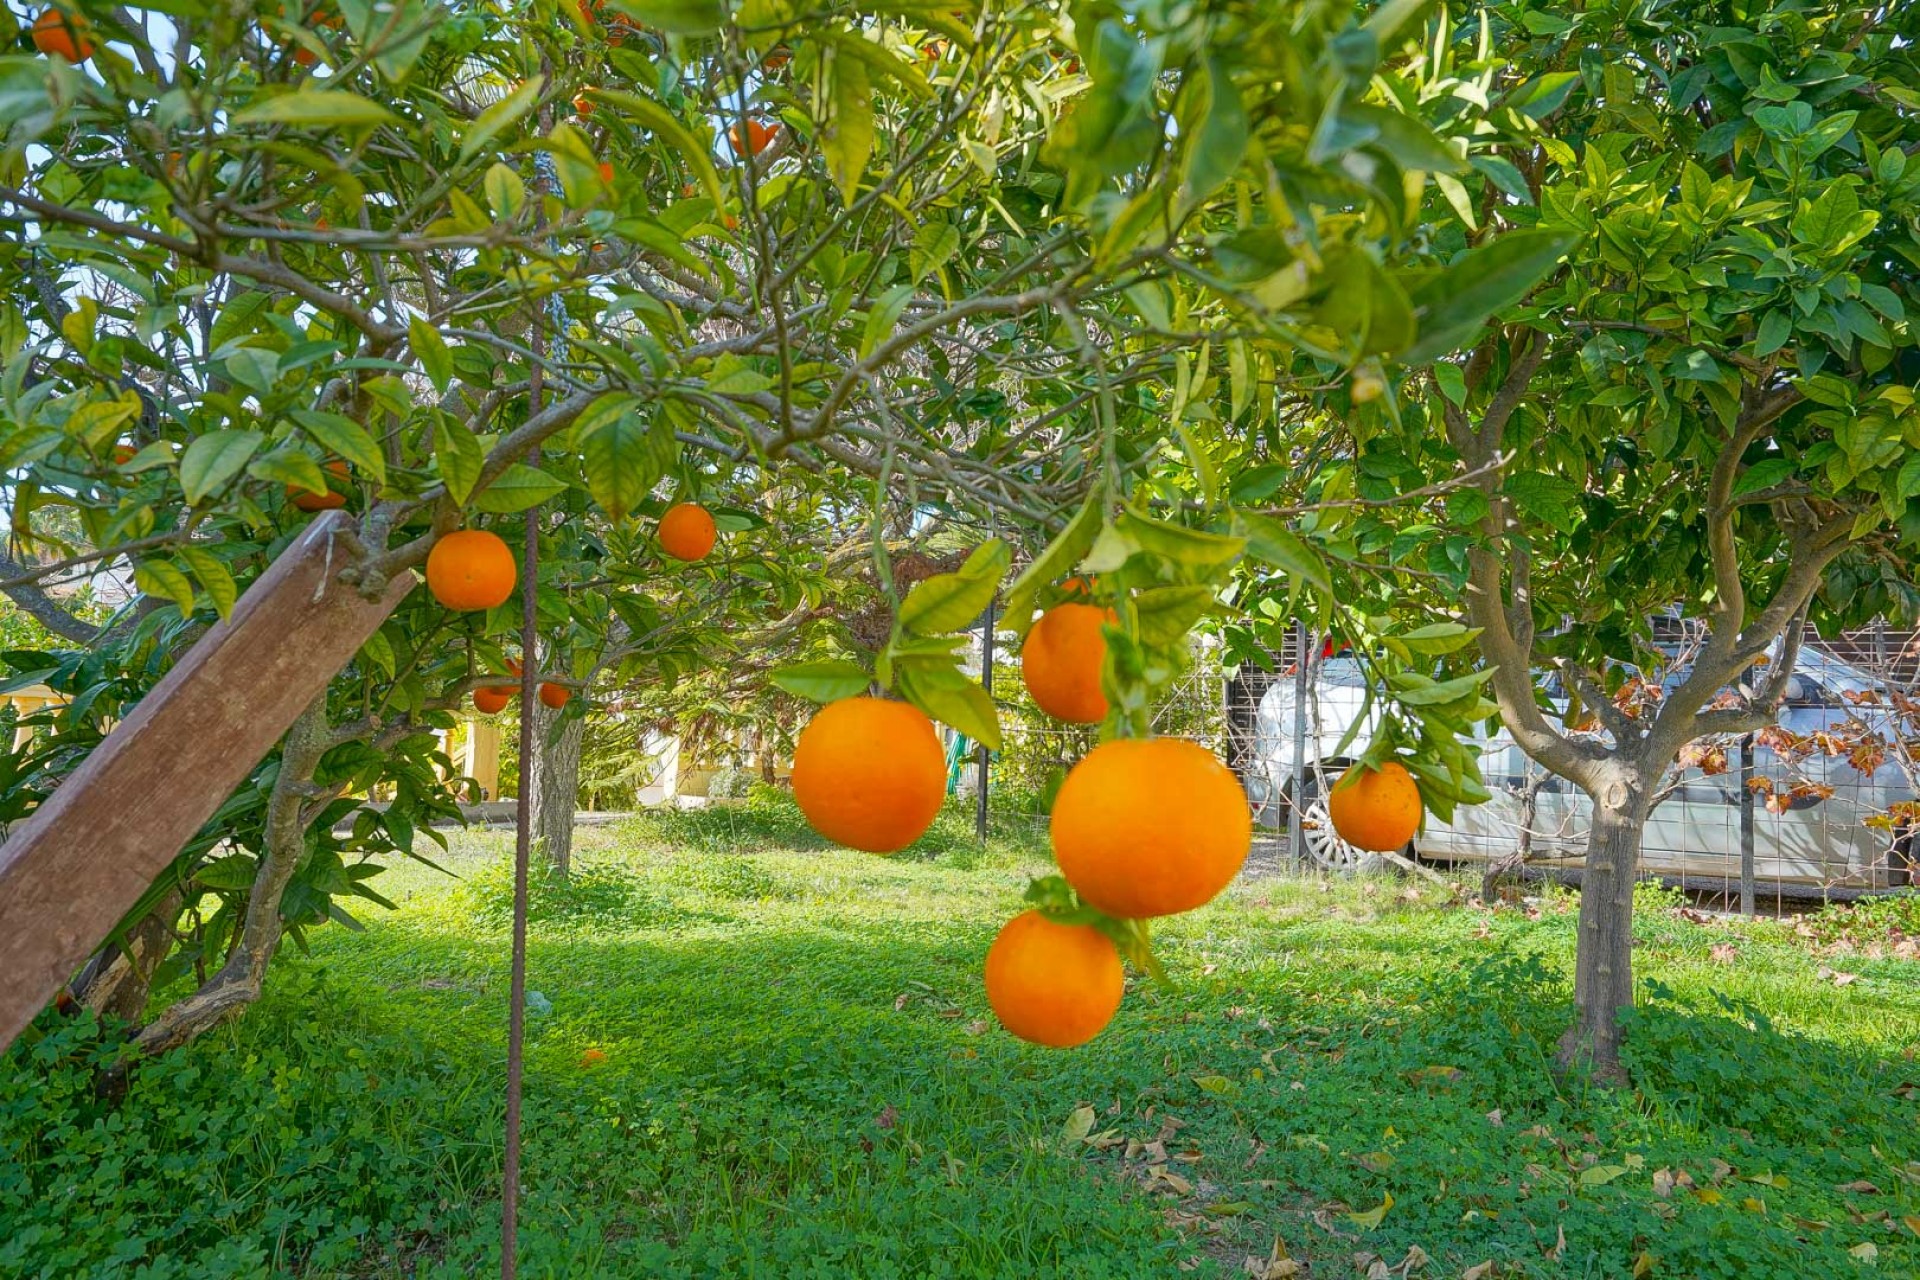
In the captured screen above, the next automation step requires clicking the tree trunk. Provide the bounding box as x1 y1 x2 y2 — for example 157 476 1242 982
526 697 582 877
1558 768 1653 1084
70 888 182 1025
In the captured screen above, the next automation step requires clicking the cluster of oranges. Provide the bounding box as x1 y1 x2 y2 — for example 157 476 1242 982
786 579 1254 1050
419 502 718 714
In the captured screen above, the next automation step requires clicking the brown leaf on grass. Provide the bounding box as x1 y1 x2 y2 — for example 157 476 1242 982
874 1104 898 1130
964 1019 989 1035
1400 1243 1432 1272
1486 1109 1505 1127
1461 1264 1495 1280
1710 943 1739 963
1836 1180 1881 1194
1816 966 1861 986
1652 1168 1676 1198
892 992 911 1011
1544 1224 1566 1261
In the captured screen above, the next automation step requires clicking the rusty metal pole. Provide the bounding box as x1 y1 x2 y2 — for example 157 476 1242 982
976 598 995 840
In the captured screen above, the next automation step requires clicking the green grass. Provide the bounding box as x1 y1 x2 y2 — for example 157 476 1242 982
3 796 1917 1279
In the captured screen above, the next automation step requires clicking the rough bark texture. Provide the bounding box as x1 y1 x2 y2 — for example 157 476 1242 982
526 697 582 876
70 888 182 1025
1558 767 1653 1082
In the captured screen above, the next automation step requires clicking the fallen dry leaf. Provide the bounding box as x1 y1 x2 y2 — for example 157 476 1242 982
1486 1109 1505 1127
874 1104 898 1130
1710 943 1738 964
1836 1180 1880 1195
1461 1264 1494 1280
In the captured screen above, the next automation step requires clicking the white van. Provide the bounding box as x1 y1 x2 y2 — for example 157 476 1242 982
1247 646 1917 891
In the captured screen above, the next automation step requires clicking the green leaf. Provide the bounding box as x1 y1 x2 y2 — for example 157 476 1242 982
195 854 260 891
1115 511 1244 567
1396 622 1481 654
233 89 398 128
1579 1164 1629 1188
433 418 484 505
1732 457 1795 498
459 75 542 162
576 393 665 521
133 557 198 618
772 660 871 703
175 546 237 620
602 0 724 34
822 50 875 206
1178 56 1248 206
290 409 386 485
899 538 1009 635
409 316 453 394
179 429 262 504
250 449 328 495
1233 511 1334 596
1753 309 1792 358
860 284 915 359
1005 490 1106 640
589 89 726 210
910 220 961 284
484 162 526 220
1133 586 1215 646
894 660 1000 750
1503 472 1581 531
1401 230 1578 363
473 463 567 513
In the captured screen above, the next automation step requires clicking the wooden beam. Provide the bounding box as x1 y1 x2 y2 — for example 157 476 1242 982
0 513 414 1051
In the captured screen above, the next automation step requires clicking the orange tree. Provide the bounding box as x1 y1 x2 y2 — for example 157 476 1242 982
1249 0 1920 1081
0 0 1568 1052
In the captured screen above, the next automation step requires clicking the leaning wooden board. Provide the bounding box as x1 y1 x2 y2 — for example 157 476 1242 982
0 512 414 1050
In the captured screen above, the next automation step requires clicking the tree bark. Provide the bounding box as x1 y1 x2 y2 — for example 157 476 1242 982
1558 765 1653 1083
526 696 582 877
70 888 182 1025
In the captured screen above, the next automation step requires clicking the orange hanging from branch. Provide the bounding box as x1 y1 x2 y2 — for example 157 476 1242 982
657 502 716 562
791 697 945 853
426 530 517 611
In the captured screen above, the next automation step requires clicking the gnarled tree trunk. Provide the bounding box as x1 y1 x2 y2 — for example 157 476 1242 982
1559 765 1653 1082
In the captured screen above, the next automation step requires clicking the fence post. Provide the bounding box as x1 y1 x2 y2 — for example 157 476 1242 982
1287 622 1310 866
1739 732 1756 917
976 598 995 840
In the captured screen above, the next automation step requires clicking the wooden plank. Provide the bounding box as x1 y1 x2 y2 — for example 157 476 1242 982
0 513 414 1050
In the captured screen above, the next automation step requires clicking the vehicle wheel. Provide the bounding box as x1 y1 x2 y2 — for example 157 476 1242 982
1288 766 1404 875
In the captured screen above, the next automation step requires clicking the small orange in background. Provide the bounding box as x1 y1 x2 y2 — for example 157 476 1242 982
573 92 594 117
32 9 94 62
288 459 349 512
597 161 614 185
579 1048 607 1068
657 502 716 561
426 529 517 611
538 682 571 709
473 686 512 715
111 442 137 465
1326 760 1423 852
1050 737 1250 918
984 910 1124 1048
292 44 317 66
1021 602 1110 724
791 696 945 854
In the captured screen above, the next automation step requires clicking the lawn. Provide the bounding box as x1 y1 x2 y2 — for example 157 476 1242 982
2 796 1916 1279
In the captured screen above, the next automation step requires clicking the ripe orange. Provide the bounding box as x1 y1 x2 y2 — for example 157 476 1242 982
1326 760 1422 852
426 529 517 611
288 459 349 512
473 686 512 714
728 119 778 157
111 443 136 465
1051 738 1251 918
538 682 571 709
579 1048 607 1068
597 161 614 185
1021 603 1110 724
574 92 594 117
657 502 716 561
791 697 945 853
32 9 94 61
984 910 1123 1048
292 45 317 66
